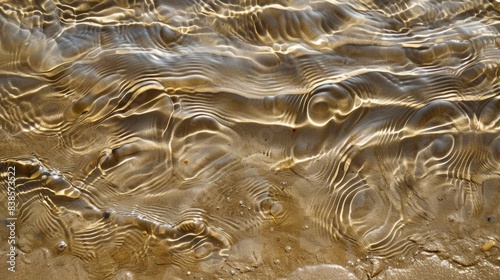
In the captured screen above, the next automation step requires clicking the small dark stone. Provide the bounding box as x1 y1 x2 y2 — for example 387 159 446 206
103 210 111 219
487 216 494 222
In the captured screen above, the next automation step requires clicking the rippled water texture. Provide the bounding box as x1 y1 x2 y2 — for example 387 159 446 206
1 0 500 279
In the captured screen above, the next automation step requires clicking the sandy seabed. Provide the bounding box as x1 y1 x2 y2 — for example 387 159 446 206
1 0 500 279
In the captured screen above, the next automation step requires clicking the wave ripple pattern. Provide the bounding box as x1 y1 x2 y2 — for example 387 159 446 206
1 0 500 279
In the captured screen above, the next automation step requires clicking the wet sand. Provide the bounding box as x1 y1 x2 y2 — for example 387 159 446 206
1 0 500 279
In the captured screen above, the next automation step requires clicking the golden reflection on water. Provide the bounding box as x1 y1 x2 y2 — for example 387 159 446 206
1 0 500 279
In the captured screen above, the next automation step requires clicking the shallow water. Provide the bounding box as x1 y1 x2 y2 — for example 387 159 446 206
0 0 499 279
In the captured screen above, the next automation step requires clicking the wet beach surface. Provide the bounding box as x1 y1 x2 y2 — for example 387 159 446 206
1 0 500 279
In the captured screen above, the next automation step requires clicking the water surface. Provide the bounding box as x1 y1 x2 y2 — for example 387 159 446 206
1 0 500 279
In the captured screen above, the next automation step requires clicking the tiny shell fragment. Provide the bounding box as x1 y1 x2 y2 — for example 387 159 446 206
481 240 495 252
